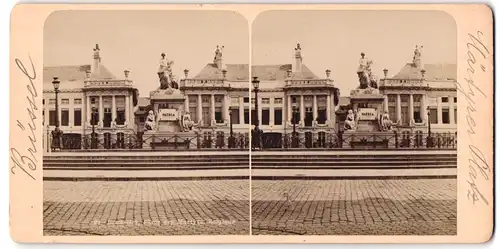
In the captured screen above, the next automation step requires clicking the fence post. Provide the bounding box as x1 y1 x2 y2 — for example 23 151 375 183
394 130 399 148
196 132 201 149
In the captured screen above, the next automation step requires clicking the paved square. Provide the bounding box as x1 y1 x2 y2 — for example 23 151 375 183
43 180 250 235
251 179 457 235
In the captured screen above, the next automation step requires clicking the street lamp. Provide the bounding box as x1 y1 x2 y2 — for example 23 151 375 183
91 107 98 149
426 106 434 148
291 101 298 148
228 107 234 148
51 77 63 151
252 76 261 149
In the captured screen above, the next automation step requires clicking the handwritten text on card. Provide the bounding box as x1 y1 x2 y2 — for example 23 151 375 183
457 31 491 206
10 56 38 180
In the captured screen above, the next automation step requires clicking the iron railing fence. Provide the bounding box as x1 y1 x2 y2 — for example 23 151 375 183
47 130 456 151
47 131 249 151
252 131 457 150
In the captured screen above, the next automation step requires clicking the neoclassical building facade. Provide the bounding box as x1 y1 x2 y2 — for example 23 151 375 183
378 47 457 134
250 43 340 147
43 44 139 150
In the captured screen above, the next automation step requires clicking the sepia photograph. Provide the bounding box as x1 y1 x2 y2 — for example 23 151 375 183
250 10 458 235
9 3 494 243
42 10 250 235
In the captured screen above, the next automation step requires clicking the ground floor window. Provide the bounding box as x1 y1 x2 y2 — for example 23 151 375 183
244 109 249 124
261 109 270 125
274 109 282 125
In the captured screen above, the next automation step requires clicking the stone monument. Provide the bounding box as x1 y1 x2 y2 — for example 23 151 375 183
343 53 393 148
142 53 195 149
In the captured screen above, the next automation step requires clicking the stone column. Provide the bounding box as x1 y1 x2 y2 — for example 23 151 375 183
437 97 442 124
396 94 401 123
224 95 230 123
449 96 455 124
125 94 130 123
211 94 216 123
86 95 91 125
184 94 189 113
287 95 292 122
257 97 262 126
112 95 117 123
99 95 103 125
326 94 331 123
420 94 427 123
270 103 275 126
383 95 389 113
300 95 305 124
239 96 244 125
197 94 202 124
68 106 74 127
130 94 134 125
313 95 318 121
409 94 414 124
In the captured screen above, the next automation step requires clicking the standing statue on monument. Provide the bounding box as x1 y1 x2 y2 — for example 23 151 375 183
358 52 368 72
357 53 370 89
355 52 380 90
158 53 174 89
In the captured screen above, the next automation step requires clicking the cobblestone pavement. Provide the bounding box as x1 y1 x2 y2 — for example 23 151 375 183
252 179 457 235
43 180 249 235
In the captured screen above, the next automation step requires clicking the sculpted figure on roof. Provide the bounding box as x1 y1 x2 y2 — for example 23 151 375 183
413 45 423 67
214 45 224 62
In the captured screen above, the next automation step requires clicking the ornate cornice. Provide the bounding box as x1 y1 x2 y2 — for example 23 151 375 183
44 89 83 93
379 86 430 91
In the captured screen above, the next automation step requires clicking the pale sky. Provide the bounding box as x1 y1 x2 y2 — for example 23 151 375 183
44 10 249 97
252 10 457 96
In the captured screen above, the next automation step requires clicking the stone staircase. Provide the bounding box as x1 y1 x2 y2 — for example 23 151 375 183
250 152 457 170
43 151 456 171
43 153 250 171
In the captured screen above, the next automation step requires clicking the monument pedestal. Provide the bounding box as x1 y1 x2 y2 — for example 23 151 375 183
142 88 196 149
343 88 395 148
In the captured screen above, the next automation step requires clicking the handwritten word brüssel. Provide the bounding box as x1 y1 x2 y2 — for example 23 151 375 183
10 56 38 180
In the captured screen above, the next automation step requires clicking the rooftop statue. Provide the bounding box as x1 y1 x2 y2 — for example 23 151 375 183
294 43 302 58
413 45 423 67
214 45 224 62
